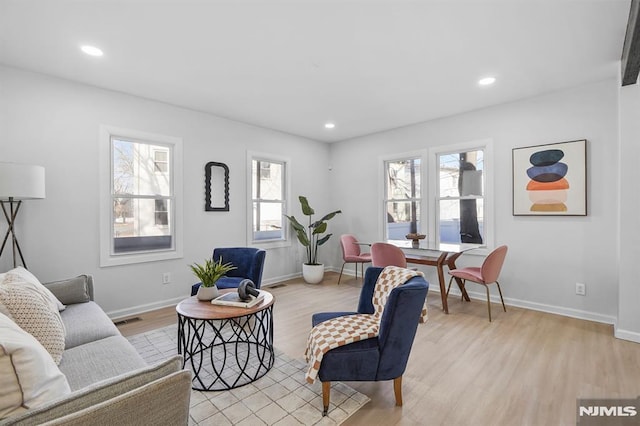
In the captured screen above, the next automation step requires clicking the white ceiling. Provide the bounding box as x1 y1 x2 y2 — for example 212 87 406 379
0 0 631 143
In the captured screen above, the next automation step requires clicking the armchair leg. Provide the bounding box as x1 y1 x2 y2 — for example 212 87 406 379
393 376 403 406
322 381 331 416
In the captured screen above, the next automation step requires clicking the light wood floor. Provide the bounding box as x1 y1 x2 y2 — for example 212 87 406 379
117 272 640 426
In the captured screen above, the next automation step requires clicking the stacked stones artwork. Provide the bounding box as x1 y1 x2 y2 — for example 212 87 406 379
526 148 569 212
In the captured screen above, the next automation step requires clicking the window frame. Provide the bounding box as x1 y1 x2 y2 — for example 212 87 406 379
246 151 291 249
380 141 493 253
428 139 493 253
99 125 183 267
381 153 425 242
379 150 427 242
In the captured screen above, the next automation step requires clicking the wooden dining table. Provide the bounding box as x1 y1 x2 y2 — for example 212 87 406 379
390 240 482 314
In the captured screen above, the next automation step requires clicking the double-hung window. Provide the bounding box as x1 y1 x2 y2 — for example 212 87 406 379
435 149 485 244
100 126 183 266
249 154 289 247
383 141 492 248
384 157 422 241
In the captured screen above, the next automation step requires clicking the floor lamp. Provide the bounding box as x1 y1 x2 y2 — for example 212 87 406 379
0 163 46 269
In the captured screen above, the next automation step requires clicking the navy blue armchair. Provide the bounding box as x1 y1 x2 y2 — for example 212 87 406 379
312 267 429 415
191 247 266 295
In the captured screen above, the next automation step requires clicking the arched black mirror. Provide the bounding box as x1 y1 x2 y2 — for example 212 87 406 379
205 162 229 211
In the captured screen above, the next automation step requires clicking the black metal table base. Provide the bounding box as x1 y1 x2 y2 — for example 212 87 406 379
177 306 274 391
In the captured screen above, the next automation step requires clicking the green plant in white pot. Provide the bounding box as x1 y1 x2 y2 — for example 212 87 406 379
190 257 236 301
285 196 341 284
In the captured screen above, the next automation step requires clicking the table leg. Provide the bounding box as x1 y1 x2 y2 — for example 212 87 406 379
435 252 449 314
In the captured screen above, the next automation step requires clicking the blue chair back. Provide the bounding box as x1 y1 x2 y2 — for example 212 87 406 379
212 247 266 288
358 267 428 380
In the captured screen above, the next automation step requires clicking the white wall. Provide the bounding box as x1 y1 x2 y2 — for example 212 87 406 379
0 66 331 317
329 79 620 323
0 66 628 327
617 81 640 342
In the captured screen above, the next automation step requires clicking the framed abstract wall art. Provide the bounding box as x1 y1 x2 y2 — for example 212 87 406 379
512 139 587 216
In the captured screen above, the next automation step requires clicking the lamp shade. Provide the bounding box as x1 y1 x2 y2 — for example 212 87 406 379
0 163 46 200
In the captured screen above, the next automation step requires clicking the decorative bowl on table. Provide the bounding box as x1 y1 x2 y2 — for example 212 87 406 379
405 233 426 240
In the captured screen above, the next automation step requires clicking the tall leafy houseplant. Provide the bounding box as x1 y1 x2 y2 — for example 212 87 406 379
285 196 341 265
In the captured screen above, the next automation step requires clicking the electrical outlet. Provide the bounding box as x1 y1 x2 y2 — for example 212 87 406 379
162 272 171 285
575 282 586 296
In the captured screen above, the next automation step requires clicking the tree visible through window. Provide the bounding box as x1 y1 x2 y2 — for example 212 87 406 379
438 150 484 244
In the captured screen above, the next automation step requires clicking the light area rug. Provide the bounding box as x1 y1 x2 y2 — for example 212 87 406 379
127 324 370 425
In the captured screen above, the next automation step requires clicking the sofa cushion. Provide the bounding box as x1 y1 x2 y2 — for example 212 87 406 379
43 275 92 305
0 312 71 419
3 267 65 312
59 335 147 391
60 302 119 350
0 285 66 364
1 356 183 425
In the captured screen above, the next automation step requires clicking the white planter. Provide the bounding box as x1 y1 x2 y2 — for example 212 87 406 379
196 285 219 301
302 263 324 284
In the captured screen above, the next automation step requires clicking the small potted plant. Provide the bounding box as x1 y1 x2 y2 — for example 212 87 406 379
190 257 236 301
285 196 341 284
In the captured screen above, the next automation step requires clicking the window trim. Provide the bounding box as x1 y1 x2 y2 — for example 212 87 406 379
246 151 291 249
99 125 183 267
379 150 427 241
427 139 494 253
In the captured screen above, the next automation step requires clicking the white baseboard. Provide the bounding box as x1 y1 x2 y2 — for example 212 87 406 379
108 296 185 321
262 272 301 286
107 270 621 331
614 327 640 343
441 288 617 325
107 273 302 320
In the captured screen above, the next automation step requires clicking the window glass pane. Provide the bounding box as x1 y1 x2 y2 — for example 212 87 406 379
154 150 168 173
439 150 483 197
386 201 421 240
439 199 484 244
155 199 168 226
253 201 284 241
386 159 420 200
112 139 171 196
256 161 282 200
113 198 172 253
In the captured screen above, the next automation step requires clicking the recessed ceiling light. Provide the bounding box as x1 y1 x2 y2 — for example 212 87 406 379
478 77 496 86
81 45 104 57
324 122 335 129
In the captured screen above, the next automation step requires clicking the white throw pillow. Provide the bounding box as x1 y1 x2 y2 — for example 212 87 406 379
0 284 66 364
3 267 65 312
0 312 71 419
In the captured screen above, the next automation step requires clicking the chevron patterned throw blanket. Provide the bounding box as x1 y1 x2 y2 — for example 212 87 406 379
304 266 426 383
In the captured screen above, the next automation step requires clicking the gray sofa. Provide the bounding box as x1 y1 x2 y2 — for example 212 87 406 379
0 275 191 425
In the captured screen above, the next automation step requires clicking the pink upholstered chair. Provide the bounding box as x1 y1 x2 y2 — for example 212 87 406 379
371 242 407 268
338 234 372 284
447 245 508 322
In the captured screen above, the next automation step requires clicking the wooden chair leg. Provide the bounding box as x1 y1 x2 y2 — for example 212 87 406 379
485 285 492 322
446 276 454 297
496 281 507 312
322 381 331 416
393 376 403 406
338 262 346 284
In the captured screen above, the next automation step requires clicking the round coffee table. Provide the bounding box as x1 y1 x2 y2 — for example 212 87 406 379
176 290 274 391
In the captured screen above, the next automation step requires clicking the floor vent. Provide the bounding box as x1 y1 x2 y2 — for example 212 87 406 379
113 317 142 326
269 284 287 289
